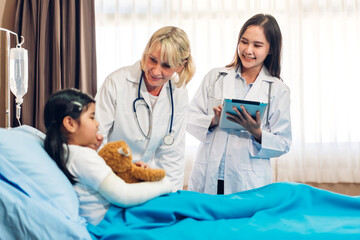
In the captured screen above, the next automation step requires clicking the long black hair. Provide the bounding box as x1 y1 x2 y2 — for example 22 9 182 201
227 13 282 78
44 88 95 184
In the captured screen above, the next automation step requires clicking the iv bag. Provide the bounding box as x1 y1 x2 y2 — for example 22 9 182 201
10 47 28 104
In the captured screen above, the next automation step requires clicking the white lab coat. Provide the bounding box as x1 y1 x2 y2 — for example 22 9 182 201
95 61 188 191
187 66 292 194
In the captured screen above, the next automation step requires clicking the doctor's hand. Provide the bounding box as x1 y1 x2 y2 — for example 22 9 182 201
227 106 262 143
88 133 104 151
209 104 223 129
134 161 150 169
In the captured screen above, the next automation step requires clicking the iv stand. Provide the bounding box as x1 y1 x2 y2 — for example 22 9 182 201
0 28 25 129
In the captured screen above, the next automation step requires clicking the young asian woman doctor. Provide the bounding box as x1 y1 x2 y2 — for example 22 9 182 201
187 14 292 195
95 26 196 191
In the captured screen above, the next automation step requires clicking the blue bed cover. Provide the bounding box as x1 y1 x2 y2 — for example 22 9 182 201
88 182 360 240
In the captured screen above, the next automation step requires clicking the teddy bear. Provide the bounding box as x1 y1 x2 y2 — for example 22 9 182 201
98 141 166 183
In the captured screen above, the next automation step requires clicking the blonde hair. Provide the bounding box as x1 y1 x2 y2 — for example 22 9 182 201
140 26 195 87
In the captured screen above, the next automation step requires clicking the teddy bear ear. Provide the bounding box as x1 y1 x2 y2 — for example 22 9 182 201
117 147 131 157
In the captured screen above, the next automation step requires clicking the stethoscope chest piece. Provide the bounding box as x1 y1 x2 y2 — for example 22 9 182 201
163 134 174 146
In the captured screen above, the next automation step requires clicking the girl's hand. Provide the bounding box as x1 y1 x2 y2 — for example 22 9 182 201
209 104 223 129
134 161 150 169
226 106 262 143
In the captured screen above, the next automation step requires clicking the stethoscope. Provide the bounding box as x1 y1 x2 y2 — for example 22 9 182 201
133 71 175 146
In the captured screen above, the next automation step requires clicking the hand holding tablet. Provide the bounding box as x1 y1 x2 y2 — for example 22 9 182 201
219 98 268 130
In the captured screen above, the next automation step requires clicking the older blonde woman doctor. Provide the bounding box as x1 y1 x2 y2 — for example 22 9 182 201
95 26 195 191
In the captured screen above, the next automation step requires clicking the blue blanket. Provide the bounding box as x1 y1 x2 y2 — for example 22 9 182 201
88 182 360 240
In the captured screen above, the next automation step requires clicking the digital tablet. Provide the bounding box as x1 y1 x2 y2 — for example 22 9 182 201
219 98 268 130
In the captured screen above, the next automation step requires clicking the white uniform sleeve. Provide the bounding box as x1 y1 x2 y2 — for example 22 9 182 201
250 85 292 158
95 77 118 145
98 172 172 207
152 88 188 191
186 73 216 142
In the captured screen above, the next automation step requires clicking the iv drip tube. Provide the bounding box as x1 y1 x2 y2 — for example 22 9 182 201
0 28 26 129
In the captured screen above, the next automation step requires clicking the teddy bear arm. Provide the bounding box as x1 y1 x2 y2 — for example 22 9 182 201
116 171 140 184
131 166 166 182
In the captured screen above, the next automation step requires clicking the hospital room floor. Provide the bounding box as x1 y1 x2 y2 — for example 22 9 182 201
307 182 360 196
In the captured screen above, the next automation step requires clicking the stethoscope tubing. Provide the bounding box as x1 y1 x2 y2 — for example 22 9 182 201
133 71 174 143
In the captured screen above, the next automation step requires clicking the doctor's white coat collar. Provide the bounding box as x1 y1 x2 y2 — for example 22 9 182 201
125 61 142 84
234 66 276 84
219 66 275 100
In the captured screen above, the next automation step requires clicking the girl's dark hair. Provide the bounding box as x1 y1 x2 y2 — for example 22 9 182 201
226 13 282 78
43 88 95 184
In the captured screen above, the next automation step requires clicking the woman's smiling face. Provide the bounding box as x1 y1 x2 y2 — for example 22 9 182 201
238 25 270 73
143 44 181 96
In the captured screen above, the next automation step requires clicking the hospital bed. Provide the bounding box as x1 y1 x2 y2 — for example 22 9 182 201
1 125 360 240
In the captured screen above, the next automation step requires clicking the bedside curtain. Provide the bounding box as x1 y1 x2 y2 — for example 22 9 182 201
13 0 97 132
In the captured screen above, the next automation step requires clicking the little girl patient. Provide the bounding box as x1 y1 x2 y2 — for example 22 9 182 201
43 88 172 225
